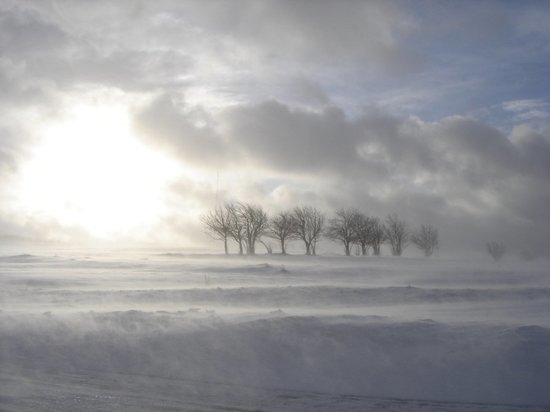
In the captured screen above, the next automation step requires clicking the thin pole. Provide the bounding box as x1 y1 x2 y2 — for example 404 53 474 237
215 169 219 208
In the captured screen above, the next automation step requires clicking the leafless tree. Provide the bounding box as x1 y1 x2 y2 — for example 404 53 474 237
411 224 439 257
235 203 269 255
326 208 359 256
201 205 232 254
226 203 246 255
486 241 505 261
369 218 385 256
293 206 325 255
267 211 297 255
259 239 273 254
384 213 409 256
352 213 376 256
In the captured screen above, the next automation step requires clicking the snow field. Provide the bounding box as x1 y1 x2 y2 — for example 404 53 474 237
1 251 550 410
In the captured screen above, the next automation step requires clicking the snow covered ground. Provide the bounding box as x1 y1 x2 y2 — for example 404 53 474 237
1 250 550 411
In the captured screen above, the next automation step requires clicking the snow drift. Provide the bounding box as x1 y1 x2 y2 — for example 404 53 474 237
1 250 549 409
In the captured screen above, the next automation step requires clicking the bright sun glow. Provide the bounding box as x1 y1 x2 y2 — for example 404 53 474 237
15 101 181 239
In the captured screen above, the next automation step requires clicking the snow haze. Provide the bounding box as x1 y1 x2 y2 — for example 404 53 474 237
1 250 550 410
1 1 550 410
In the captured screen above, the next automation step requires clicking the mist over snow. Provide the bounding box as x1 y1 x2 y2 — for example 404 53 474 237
1 1 550 410
2 250 550 410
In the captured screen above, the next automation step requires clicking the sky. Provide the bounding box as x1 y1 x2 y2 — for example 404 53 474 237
0 0 549 256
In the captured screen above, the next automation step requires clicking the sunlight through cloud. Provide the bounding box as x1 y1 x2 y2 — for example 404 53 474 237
14 99 181 238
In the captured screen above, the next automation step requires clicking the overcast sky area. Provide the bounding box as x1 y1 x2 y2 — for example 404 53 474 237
0 0 549 256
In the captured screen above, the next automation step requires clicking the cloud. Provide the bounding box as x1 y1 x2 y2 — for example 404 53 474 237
134 95 550 190
424 1 514 46
157 0 419 66
133 94 550 254
0 3 194 96
283 76 331 107
503 99 550 123
133 94 230 168
510 126 550 179
223 101 365 174
0 5 69 55
1 1 549 254
0 0 424 111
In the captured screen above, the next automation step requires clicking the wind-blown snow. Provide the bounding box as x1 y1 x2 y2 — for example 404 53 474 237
1 250 550 410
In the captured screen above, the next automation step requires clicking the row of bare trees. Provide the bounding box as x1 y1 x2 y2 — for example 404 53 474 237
202 204 324 256
202 203 438 257
326 210 438 257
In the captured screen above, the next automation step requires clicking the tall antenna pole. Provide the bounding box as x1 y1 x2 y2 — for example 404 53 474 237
215 168 219 208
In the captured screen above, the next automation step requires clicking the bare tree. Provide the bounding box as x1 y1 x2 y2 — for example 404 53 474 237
486 241 505 261
351 213 376 256
411 224 439 257
369 218 385 256
259 239 273 254
326 208 359 256
226 203 246 255
201 206 232 254
235 203 269 255
293 206 325 255
384 213 409 256
267 211 297 255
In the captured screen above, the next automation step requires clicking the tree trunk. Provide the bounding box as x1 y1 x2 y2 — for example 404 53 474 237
361 243 367 256
281 239 286 255
344 242 350 256
224 237 228 255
